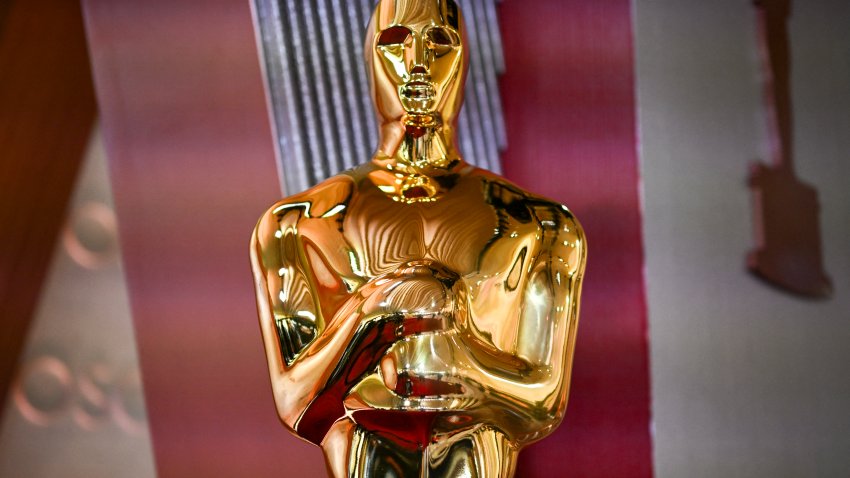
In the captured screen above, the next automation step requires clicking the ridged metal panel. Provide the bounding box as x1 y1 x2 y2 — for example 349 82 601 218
255 0 507 194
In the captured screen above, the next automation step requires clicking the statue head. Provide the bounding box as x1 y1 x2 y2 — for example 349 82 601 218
365 0 467 129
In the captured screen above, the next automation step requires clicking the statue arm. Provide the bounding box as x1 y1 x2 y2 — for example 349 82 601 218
251 205 329 430
523 210 586 418
464 207 587 441
251 203 442 442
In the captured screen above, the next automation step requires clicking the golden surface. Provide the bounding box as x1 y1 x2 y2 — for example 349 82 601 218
251 1 586 476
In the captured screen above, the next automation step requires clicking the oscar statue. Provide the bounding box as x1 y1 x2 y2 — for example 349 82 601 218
251 1 587 476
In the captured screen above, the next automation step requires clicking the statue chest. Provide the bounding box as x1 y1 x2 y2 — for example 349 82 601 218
293 178 544 295
338 190 500 278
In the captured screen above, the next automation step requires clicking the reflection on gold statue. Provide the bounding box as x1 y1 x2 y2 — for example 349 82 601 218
251 1 586 476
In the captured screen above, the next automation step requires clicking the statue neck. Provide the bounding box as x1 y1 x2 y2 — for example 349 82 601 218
373 116 464 175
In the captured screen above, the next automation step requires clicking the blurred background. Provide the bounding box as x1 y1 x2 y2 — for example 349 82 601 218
0 0 847 477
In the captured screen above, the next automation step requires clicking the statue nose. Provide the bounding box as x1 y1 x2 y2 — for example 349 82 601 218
411 65 428 76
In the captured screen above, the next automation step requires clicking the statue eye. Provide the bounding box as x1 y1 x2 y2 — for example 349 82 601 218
427 27 457 46
378 26 412 46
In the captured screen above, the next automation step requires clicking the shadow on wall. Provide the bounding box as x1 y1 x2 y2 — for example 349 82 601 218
747 0 832 299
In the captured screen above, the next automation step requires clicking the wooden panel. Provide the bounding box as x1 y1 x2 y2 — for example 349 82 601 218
82 1 325 476
0 0 96 422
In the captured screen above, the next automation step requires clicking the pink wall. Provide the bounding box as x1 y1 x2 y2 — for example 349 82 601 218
83 1 325 476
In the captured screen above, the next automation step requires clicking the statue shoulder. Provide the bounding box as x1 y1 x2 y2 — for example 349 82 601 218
529 194 585 251
526 196 586 274
469 169 585 240
256 174 357 229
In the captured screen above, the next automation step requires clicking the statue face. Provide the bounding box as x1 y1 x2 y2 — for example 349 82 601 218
367 0 467 125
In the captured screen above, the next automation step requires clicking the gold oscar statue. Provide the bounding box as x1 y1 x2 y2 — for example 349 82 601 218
251 1 586 476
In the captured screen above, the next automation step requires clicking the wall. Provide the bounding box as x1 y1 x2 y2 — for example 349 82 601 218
636 0 850 476
0 129 156 478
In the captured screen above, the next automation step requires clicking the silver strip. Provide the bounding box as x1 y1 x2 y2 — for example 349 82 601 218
357 0 379 146
254 0 308 194
486 0 506 74
282 0 327 184
301 0 338 179
330 0 368 168
465 0 499 172
316 0 354 171
481 0 508 150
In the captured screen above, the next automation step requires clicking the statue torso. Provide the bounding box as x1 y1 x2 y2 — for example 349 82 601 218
270 163 578 357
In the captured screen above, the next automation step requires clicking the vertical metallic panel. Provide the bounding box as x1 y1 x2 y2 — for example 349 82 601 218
355 0 379 146
328 0 368 169
283 0 329 184
486 0 506 74
301 0 341 177
313 0 350 171
480 0 509 149
253 0 308 192
456 86 478 172
465 0 500 171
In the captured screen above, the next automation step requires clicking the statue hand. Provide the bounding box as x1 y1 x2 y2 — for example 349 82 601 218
295 310 443 444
